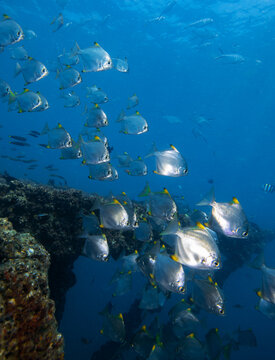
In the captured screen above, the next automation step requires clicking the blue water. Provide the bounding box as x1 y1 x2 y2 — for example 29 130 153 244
1 0 275 358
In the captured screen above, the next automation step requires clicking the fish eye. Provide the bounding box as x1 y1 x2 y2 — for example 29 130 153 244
178 286 185 293
107 170 111 175
213 260 219 267
104 154 109 160
107 60 111 65
219 308 225 315
183 169 188 174
242 230 248 237
17 31 21 37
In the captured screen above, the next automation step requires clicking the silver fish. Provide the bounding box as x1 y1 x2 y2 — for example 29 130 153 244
15 58 48 85
162 217 221 270
82 234 109 262
146 144 188 177
73 42 112 72
0 15 24 49
197 188 249 238
117 110 148 135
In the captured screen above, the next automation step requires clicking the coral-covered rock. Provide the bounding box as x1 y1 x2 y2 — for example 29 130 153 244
0 218 64 359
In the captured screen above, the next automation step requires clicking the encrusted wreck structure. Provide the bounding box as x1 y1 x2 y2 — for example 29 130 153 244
0 172 273 359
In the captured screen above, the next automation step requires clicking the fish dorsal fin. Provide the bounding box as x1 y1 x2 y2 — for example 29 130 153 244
23 88 29 93
112 199 121 205
139 182 151 197
197 187 215 206
136 111 140 115
94 135 101 141
141 325 146 332
232 197 239 204
187 333 195 339
94 42 100 47
137 156 142 161
170 144 179 152
196 222 205 230
57 123 63 128
3 14 11 20
161 214 180 236
94 103 99 109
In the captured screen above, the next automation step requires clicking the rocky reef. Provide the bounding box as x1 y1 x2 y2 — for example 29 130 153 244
0 217 64 359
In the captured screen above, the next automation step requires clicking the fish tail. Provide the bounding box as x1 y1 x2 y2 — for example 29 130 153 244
14 62 21 77
197 187 215 206
249 252 265 270
138 182 151 197
116 109 125 122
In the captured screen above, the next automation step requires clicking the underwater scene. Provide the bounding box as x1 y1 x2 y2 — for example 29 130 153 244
0 0 275 359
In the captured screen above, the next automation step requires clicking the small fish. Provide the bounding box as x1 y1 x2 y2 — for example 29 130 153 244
127 94 138 109
0 78 11 98
9 141 30 147
86 85 108 104
83 104 108 128
81 136 109 165
169 303 200 338
58 51 79 66
184 18 214 30
125 157 147 176
117 110 148 135
205 328 222 360
15 58 48 85
132 325 155 358
215 53 245 64
29 130 40 136
10 45 28 60
134 219 152 242
139 183 177 221
32 92 49 112
60 139 82 160
111 269 133 297
113 57 129 72
177 333 205 359
256 298 275 320
252 253 275 304
88 163 116 181
9 135 27 141
0 15 24 50
99 303 125 343
91 198 129 230
60 91 80 107
44 123 72 149
262 183 274 193
197 188 249 238
139 284 166 310
80 128 108 146
9 89 42 113
162 216 221 270
51 13 64 32
57 66 81 89
146 143 188 177
73 42 112 72
192 277 225 315
82 234 109 262
115 152 133 167
154 251 185 294
236 327 257 348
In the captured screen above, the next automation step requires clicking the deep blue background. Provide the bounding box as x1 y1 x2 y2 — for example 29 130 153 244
1 0 275 358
